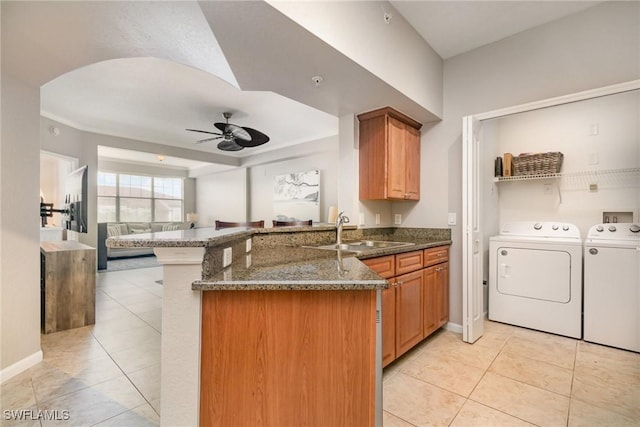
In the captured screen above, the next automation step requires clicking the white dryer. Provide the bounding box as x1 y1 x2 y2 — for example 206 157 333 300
489 221 583 338
584 223 640 352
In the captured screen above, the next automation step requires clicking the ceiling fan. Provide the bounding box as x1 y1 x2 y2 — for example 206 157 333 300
186 112 270 152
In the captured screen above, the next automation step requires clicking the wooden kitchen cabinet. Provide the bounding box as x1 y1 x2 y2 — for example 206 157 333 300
394 269 424 358
363 245 450 366
358 107 422 201
381 287 396 366
436 262 450 327
422 266 439 338
362 255 396 366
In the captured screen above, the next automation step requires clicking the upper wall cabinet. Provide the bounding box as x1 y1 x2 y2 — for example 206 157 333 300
358 107 422 201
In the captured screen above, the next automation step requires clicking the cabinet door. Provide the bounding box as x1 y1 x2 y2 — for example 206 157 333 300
395 270 423 358
404 124 421 200
436 262 450 327
422 266 439 338
381 286 396 367
387 116 407 199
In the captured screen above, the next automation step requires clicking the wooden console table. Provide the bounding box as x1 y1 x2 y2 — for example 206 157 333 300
40 241 96 334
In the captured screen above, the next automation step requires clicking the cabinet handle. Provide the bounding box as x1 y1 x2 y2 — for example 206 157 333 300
396 281 403 286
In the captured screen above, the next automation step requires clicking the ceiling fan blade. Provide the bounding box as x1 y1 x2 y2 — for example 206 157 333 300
236 127 270 147
186 128 223 136
213 122 227 133
214 122 251 142
217 139 245 151
195 136 222 144
226 123 251 141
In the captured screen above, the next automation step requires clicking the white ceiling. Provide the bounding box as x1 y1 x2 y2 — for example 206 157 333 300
38 1 605 170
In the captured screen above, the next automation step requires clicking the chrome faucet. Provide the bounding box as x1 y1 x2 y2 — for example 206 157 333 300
335 211 350 245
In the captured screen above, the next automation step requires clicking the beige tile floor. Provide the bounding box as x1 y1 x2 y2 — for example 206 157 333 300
2 265 639 426
384 320 640 426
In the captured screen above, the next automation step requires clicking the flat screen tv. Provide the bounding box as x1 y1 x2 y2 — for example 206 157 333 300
64 165 88 233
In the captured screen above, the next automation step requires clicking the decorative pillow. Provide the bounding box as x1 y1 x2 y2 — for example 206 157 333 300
162 223 181 231
106 224 122 237
130 228 152 234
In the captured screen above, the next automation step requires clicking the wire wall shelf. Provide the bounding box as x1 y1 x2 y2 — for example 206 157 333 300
494 167 640 191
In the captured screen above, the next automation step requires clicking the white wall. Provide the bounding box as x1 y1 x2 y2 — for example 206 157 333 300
405 1 640 326
0 72 43 379
248 144 339 226
196 168 248 228
488 89 640 236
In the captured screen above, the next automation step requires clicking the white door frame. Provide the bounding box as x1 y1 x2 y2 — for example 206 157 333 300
462 79 640 343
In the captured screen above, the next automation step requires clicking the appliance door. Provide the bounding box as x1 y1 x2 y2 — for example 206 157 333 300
496 247 571 303
584 245 640 352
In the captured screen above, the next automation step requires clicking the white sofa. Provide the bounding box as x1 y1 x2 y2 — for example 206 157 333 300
103 221 191 258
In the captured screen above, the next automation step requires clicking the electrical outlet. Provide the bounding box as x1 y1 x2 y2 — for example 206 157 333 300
245 254 252 268
394 214 402 225
589 152 599 165
223 247 232 267
590 123 599 136
246 239 252 252
447 213 456 226
375 213 380 225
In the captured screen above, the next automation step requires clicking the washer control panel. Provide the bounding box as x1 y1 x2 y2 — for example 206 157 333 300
587 223 640 240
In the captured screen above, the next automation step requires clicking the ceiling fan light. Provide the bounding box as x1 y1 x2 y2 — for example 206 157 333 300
217 140 244 151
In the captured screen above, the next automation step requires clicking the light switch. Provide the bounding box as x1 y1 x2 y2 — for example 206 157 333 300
394 214 402 225
448 213 456 226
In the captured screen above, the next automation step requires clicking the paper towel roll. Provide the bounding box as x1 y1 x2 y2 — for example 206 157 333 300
327 206 338 223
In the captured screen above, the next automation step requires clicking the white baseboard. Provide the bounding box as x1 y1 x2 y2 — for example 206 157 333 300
444 322 463 334
0 350 42 384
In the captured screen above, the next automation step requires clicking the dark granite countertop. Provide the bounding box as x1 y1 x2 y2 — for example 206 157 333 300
106 225 451 292
193 246 387 291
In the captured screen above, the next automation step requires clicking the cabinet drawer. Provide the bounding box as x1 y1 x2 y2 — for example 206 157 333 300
362 255 395 279
424 246 448 267
395 250 424 275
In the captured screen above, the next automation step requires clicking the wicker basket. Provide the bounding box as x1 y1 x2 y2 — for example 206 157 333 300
512 152 563 176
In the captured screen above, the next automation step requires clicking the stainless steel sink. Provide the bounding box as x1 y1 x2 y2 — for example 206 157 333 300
309 240 415 253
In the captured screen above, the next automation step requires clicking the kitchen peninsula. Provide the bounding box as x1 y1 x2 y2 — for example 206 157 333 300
107 225 451 427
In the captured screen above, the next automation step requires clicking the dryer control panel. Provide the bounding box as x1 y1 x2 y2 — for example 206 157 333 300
500 221 581 239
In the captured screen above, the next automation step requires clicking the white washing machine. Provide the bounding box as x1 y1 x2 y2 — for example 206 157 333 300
489 221 583 338
584 223 640 352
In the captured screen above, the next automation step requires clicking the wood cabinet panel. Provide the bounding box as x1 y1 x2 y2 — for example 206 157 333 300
381 286 396 367
436 262 450 327
358 107 422 201
394 270 423 358
387 116 408 199
395 250 424 275
404 125 421 200
200 290 376 427
363 255 395 279
422 266 439 338
424 246 449 267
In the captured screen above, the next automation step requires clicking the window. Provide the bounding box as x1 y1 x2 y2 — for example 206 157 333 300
97 172 184 223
